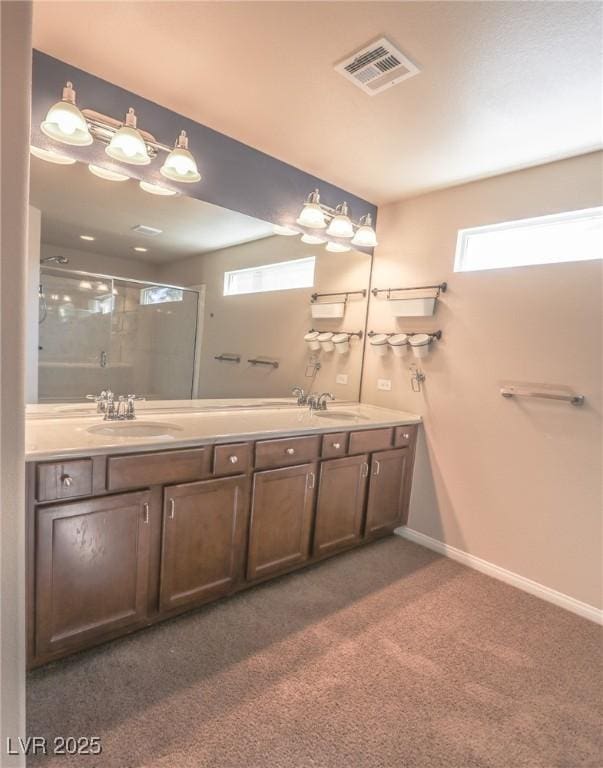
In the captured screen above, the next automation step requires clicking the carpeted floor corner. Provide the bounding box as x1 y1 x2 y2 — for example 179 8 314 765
27 536 602 768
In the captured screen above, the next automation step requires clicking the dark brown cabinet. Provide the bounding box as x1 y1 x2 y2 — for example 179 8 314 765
364 448 410 538
34 490 151 657
313 454 369 555
247 463 317 580
159 476 248 612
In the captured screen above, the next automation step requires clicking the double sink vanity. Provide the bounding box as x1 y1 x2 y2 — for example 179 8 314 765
26 400 420 667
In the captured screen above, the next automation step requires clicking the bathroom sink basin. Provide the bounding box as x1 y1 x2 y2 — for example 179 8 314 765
313 411 370 421
87 421 184 438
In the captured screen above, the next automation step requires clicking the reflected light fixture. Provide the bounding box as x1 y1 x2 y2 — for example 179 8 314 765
326 202 354 238
79 235 95 241
351 214 378 247
273 224 298 236
160 131 201 183
79 280 92 290
325 241 351 253
301 233 327 245
40 82 93 146
139 180 178 197
297 190 327 229
106 108 151 165
30 145 76 165
88 164 129 182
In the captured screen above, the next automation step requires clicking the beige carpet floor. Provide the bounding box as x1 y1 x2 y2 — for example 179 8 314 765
27 536 602 768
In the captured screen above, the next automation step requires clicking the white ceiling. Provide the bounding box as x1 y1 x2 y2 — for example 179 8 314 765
32 2 603 205
30 156 275 262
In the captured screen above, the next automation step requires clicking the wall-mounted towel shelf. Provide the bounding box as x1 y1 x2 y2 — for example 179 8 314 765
214 354 241 363
371 282 447 299
248 358 279 369
500 387 585 406
308 328 363 339
368 330 442 341
310 290 367 303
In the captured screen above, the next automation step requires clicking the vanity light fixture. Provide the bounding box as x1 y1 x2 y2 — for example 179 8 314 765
297 188 378 248
97 283 110 292
40 82 93 146
30 145 77 165
160 131 202 183
139 180 178 196
88 164 129 182
325 241 351 253
301 233 328 245
297 190 328 229
79 235 95 241
273 224 299 236
79 280 93 290
105 108 151 165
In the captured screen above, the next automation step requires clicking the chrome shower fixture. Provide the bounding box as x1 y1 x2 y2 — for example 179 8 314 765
41 255 70 264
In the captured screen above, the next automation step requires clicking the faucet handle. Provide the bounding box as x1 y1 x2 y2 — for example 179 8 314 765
292 385 307 406
317 392 335 410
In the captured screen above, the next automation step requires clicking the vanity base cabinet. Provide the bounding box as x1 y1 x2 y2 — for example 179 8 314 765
364 448 410 538
247 463 317 581
159 476 248 613
313 454 369 556
34 491 151 659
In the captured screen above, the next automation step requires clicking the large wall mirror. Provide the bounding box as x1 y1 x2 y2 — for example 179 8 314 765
29 156 372 403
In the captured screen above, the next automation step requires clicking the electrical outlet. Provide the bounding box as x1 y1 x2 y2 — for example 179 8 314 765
336 373 348 385
377 378 392 391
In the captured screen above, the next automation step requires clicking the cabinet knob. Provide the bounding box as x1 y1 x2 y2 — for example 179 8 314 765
229 455 239 464
61 474 73 488
285 447 295 455
332 442 341 450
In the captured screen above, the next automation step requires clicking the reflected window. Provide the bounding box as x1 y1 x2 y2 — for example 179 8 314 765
224 256 315 296
140 285 184 305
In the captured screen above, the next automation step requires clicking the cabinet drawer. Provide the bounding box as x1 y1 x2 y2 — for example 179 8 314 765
348 428 393 455
107 448 210 491
255 435 320 470
36 459 93 502
394 425 418 448
321 432 348 458
213 443 251 476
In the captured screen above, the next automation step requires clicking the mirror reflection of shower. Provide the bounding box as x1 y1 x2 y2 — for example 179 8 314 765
39 256 69 324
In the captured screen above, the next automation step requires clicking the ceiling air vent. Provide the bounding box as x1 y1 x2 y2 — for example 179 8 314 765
131 224 163 237
335 37 419 96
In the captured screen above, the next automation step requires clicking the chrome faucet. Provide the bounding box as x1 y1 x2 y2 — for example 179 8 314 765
86 390 144 420
292 386 308 406
86 389 114 414
316 392 335 411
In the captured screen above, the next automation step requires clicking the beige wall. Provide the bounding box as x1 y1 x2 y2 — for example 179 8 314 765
159 236 371 400
362 151 603 609
1 2 31 763
27 206 41 402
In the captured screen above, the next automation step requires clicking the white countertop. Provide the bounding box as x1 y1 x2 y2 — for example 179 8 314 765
25 400 421 461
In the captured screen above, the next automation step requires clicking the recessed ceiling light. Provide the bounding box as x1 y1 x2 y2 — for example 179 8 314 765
30 145 76 165
133 246 148 253
88 164 129 182
80 235 95 241
139 180 178 196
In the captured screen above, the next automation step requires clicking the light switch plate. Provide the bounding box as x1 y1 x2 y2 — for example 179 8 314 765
377 378 392 391
336 374 349 385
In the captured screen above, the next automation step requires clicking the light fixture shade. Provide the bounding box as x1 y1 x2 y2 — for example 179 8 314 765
296 189 327 229
105 108 151 165
301 233 327 245
30 145 76 165
325 241 351 253
326 202 354 238
40 82 93 147
351 213 378 247
139 180 178 196
273 224 298 236
88 164 129 181
160 131 201 182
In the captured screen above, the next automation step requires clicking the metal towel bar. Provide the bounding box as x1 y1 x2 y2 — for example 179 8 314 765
500 387 585 406
248 358 279 369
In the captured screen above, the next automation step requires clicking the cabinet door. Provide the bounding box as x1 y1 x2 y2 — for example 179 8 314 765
313 454 369 555
160 476 248 612
35 491 151 657
364 448 409 538
247 463 317 580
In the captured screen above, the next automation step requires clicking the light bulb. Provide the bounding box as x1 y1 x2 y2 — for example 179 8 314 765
296 189 327 229
30 145 76 165
351 214 378 247
325 241 351 253
105 109 151 166
139 181 178 196
160 131 201 182
301 233 327 245
88 164 129 182
40 82 93 147
326 202 354 238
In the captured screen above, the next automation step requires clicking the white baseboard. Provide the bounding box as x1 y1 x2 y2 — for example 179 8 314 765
395 526 603 625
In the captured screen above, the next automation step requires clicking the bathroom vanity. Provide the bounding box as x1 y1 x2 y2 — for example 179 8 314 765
26 403 420 667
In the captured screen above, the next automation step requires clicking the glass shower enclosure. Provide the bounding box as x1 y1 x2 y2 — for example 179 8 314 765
38 268 199 402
